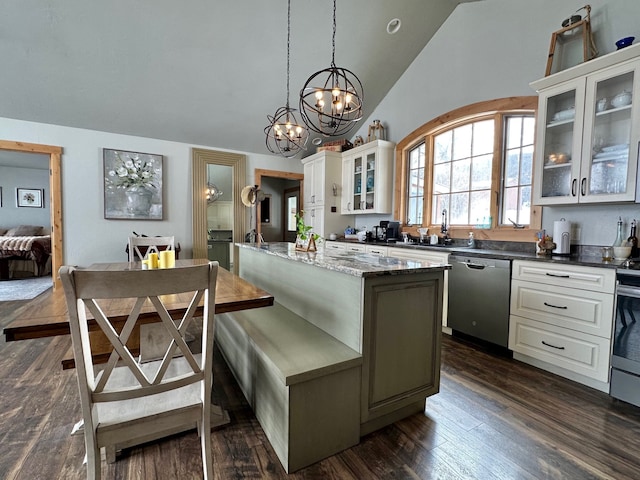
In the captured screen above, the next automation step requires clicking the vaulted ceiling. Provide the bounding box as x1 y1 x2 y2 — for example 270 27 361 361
0 1 482 159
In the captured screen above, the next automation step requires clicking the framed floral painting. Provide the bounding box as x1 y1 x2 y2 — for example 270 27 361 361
103 148 163 220
17 188 44 208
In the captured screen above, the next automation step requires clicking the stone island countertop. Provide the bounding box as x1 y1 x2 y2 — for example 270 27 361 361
237 242 451 278
329 238 625 270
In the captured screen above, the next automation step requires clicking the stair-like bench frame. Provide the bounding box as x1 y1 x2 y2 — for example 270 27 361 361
216 303 363 473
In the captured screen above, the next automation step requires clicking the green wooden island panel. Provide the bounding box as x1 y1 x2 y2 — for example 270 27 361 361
228 243 446 469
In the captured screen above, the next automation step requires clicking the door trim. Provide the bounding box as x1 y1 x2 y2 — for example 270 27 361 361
0 140 63 289
254 168 304 239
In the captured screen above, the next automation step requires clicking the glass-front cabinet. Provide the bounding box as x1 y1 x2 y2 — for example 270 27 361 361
341 140 394 214
532 45 640 205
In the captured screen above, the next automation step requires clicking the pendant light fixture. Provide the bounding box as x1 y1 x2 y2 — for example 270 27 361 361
299 0 364 137
205 183 222 203
264 0 309 158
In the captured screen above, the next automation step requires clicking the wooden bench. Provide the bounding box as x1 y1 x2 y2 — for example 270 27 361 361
215 303 363 473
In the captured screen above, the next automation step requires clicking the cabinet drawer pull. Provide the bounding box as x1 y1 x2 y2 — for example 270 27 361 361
543 301 567 309
545 272 570 278
581 177 587 196
542 340 565 350
571 178 577 197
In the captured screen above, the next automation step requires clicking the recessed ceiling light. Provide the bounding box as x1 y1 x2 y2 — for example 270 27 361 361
387 18 401 35
312 137 322 146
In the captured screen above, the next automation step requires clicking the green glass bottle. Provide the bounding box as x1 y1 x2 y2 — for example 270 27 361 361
613 217 624 247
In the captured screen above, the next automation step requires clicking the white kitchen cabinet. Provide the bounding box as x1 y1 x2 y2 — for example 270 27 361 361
509 260 615 392
341 140 394 214
344 243 366 253
302 151 353 238
531 43 640 205
324 240 346 252
364 245 388 256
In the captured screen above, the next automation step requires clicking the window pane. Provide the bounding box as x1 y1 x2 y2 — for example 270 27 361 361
433 163 451 194
451 159 470 192
472 153 492 190
408 197 423 225
501 115 534 226
473 120 494 155
452 124 472 160
287 197 297 231
409 169 421 196
505 149 520 187
470 190 491 225
450 192 469 224
520 186 531 224
523 117 535 145
506 116 522 149
409 144 425 169
503 186 519 223
434 131 452 164
432 194 449 222
520 145 533 184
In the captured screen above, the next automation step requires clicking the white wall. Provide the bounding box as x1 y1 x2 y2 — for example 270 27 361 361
0 165 50 229
0 118 302 266
352 0 640 246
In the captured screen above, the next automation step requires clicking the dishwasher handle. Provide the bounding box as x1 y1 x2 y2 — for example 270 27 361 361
464 262 487 270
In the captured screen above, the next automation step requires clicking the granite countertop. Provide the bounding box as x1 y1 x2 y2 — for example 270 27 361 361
330 238 625 270
237 242 451 278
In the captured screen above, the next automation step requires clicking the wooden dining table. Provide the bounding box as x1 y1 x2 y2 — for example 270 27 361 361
3 259 274 369
2 259 274 431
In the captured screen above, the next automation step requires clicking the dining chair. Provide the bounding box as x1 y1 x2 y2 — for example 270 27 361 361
59 261 219 480
127 235 175 262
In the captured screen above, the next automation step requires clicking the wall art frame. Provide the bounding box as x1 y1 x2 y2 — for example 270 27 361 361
17 188 44 208
103 148 164 220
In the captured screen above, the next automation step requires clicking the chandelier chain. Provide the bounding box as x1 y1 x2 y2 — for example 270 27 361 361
286 0 291 108
331 0 336 67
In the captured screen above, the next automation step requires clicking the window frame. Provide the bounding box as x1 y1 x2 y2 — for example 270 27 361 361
394 97 541 243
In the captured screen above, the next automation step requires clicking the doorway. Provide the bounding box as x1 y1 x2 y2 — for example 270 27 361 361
254 169 304 242
283 187 300 243
0 140 63 289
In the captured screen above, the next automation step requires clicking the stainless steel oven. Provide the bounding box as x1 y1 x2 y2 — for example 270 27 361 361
611 270 640 406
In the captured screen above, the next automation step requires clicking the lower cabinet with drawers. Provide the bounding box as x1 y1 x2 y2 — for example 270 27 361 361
509 260 616 392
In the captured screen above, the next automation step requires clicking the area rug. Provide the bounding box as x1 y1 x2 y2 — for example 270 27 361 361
0 276 53 301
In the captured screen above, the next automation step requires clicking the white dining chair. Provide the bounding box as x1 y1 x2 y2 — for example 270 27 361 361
59 261 219 480
127 235 175 262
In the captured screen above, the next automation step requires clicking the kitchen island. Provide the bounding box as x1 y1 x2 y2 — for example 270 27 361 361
215 242 449 472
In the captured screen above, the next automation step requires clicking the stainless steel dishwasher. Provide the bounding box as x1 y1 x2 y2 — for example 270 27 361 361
447 254 512 348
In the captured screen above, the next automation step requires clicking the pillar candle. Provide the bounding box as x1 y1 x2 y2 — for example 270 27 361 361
148 252 159 269
159 250 175 269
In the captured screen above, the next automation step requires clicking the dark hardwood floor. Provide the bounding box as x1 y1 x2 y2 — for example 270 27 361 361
2 297 640 479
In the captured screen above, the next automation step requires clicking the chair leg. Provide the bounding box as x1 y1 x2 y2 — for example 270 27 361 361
105 445 117 464
201 411 213 479
85 439 101 480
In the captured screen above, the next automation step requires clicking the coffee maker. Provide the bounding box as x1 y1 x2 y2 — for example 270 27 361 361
385 221 400 242
377 221 400 242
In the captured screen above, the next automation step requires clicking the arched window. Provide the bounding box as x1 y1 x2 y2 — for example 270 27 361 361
394 97 541 242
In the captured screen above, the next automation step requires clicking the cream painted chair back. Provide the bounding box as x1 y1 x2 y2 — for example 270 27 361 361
127 235 175 262
59 261 218 480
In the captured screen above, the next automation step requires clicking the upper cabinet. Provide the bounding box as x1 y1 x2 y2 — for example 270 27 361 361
301 150 352 238
531 44 640 205
303 151 340 206
341 140 394 214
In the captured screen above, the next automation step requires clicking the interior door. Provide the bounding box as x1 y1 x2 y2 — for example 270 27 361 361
283 186 299 243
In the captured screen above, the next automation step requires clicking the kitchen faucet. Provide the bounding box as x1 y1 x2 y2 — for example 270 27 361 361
441 209 451 244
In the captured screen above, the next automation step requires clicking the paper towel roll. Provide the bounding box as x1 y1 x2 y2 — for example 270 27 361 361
552 218 571 255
